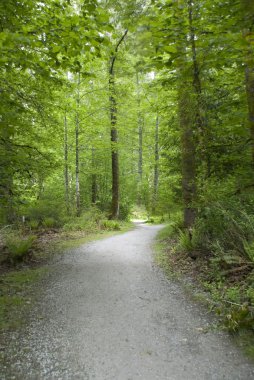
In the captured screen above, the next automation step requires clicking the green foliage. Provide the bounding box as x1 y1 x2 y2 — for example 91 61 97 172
62 207 107 232
102 220 121 231
5 233 36 262
42 217 57 229
159 212 184 239
169 194 254 268
243 240 254 262
119 201 131 221
26 198 66 227
177 230 195 252
28 220 39 230
218 304 254 332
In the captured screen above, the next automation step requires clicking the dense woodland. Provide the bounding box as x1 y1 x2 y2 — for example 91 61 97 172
1 1 254 331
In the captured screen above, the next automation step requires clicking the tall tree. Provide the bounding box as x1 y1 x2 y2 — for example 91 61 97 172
109 29 128 219
241 0 254 167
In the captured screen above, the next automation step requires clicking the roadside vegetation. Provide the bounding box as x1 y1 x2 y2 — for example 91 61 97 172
155 209 254 356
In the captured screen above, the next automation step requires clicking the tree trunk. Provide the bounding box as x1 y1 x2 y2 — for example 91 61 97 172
176 0 196 229
109 29 128 219
241 0 254 167
180 94 196 228
75 73 81 217
109 70 119 219
91 147 97 204
152 114 159 214
136 71 143 205
187 0 210 177
64 113 70 214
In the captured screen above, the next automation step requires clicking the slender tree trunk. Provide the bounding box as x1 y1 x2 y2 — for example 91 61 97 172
109 70 119 219
91 147 97 204
75 73 81 217
136 71 143 205
180 91 196 228
245 56 254 167
138 122 143 198
109 29 128 219
6 174 15 224
64 113 70 214
242 13 254 167
187 0 210 177
152 114 159 214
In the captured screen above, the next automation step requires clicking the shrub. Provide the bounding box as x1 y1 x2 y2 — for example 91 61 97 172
25 198 66 228
177 229 194 252
28 220 39 230
183 200 254 263
243 240 254 262
42 217 57 229
5 234 36 262
62 207 107 232
102 220 121 231
119 202 131 221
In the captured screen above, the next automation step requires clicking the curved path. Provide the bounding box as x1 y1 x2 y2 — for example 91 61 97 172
1 223 254 379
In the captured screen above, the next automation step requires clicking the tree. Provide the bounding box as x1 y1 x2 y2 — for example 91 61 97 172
108 29 128 219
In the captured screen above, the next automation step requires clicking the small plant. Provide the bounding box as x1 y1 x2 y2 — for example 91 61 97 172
221 304 254 332
243 240 254 262
28 220 39 230
42 217 56 229
5 234 36 262
176 228 201 253
178 229 193 252
102 220 121 231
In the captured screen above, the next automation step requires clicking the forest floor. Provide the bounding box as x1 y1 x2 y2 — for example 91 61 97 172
0 223 254 379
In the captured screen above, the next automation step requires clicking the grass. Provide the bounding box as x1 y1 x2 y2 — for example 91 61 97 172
0 267 48 331
36 222 133 255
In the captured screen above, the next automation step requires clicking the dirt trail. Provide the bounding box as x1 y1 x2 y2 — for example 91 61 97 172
0 223 253 379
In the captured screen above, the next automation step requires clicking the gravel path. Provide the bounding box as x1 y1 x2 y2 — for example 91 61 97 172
0 223 254 379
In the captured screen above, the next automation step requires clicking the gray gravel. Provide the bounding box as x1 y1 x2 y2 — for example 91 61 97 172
0 223 254 380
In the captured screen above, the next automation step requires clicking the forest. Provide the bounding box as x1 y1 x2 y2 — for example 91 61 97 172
0 0 254 337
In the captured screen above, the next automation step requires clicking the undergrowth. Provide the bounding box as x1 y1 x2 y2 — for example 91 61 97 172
155 207 254 356
0 206 132 266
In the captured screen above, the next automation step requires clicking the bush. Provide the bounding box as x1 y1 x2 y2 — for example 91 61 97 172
102 220 121 231
181 200 254 262
243 240 254 262
177 230 194 252
25 198 66 228
119 201 131 221
28 220 39 230
62 207 107 232
5 233 36 262
42 217 57 229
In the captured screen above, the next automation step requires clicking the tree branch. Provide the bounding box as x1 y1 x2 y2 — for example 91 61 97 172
109 29 128 75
